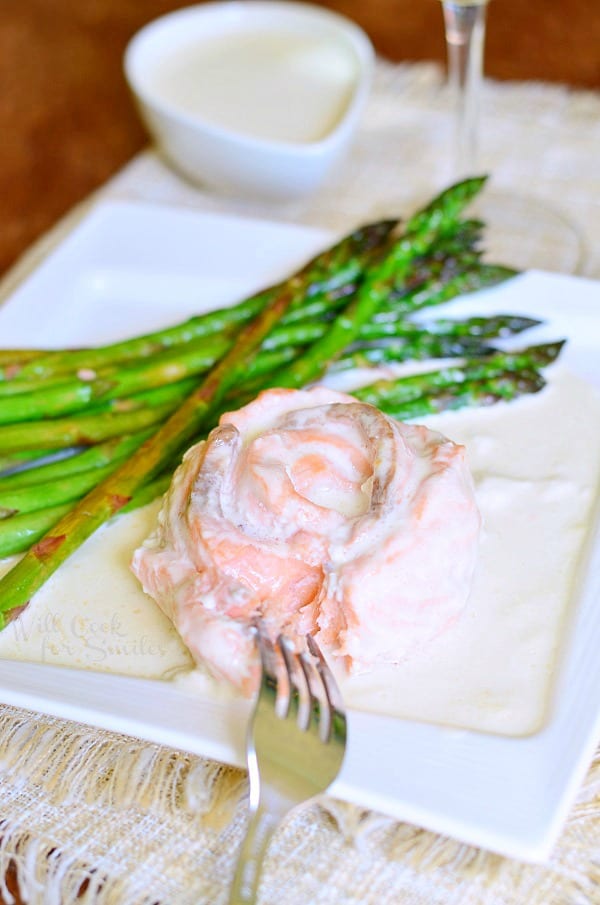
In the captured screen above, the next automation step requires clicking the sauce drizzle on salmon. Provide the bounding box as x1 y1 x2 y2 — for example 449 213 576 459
131 387 480 692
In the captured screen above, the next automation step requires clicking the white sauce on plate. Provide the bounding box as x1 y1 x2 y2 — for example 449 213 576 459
0 367 598 736
0 502 193 680
144 32 359 143
341 367 600 736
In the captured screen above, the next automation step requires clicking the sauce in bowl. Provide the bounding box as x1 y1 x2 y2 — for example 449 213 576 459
124 2 373 197
144 30 359 145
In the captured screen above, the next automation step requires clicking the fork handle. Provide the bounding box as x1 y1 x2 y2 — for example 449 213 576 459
229 804 282 904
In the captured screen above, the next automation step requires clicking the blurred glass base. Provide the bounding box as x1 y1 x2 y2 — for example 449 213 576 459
470 189 586 275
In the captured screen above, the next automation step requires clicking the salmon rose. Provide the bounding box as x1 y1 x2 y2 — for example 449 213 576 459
131 387 480 692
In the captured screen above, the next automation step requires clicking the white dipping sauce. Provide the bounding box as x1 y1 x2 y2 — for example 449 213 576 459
341 367 600 736
0 500 193 680
144 32 359 143
0 367 598 736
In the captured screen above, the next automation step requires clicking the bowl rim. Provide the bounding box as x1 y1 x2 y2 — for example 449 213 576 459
123 0 374 157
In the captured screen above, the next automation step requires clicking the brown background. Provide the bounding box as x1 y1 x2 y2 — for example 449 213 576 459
0 1 599 899
1 0 599 281
0 0 598 901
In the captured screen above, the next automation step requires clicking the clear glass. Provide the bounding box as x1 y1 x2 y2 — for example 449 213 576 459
441 0 487 177
438 0 585 273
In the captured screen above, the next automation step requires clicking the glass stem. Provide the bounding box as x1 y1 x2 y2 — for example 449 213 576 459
441 1 488 177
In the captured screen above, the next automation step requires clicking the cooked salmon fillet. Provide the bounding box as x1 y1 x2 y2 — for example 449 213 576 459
131 387 480 691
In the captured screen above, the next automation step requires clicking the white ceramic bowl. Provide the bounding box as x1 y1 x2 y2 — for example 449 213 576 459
124 1 373 200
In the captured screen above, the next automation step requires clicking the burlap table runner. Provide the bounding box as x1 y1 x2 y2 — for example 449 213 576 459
1 61 599 904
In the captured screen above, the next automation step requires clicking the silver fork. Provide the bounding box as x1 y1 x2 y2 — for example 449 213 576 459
228 627 347 904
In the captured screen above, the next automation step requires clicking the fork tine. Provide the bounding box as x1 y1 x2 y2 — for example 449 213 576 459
230 626 346 905
255 623 290 717
280 636 332 740
302 641 333 742
298 650 329 738
306 634 346 739
278 636 311 729
254 622 276 680
306 634 340 706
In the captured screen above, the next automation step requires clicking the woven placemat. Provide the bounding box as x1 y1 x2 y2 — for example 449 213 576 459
1 61 599 904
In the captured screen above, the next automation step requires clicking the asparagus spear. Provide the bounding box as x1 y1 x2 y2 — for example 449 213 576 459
0 338 231 424
0 381 198 454
0 311 540 475
0 448 70 474
1 335 553 515
0 336 498 491
230 332 501 402
378 370 546 420
377 264 517 322
2 220 397 382
0 462 124 518
0 219 483 404
0 474 172 558
265 177 488 390
419 218 485 260
3 216 489 385
0 256 369 419
0 280 346 404
0 247 325 620
0 350 46 371
222 307 538 394
333 336 497 370
259 274 524 350
352 342 564 408
371 313 539 339
0 432 152 490
0 362 550 558
0 504 72 558
0 261 522 427
0 196 485 392
3 219 524 544
0 177 551 620
0 178 503 455
0 211 493 436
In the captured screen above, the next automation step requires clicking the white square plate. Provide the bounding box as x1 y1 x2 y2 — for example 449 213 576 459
1 200 600 861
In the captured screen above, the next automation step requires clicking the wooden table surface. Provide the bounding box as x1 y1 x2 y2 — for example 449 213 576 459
0 2 599 902
1 0 599 282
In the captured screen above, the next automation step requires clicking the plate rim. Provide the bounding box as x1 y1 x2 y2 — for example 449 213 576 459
1 198 599 862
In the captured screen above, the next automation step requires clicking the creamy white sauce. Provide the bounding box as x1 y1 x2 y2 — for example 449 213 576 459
341 367 600 736
145 32 358 143
0 500 193 679
0 367 598 737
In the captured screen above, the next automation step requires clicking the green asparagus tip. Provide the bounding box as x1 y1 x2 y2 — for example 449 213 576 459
495 315 542 336
532 339 567 365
